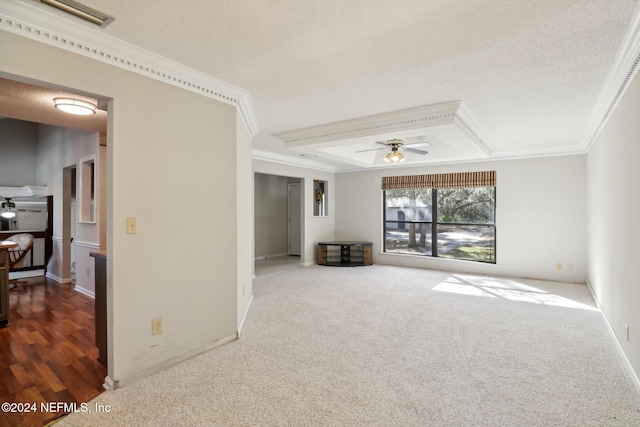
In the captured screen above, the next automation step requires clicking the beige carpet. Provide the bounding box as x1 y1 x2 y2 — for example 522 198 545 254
59 262 640 426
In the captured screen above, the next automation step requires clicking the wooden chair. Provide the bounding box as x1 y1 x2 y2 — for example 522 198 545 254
7 233 35 290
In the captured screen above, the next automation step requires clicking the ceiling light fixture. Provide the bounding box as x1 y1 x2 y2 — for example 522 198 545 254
1 198 17 219
40 0 115 27
384 147 405 163
54 97 97 115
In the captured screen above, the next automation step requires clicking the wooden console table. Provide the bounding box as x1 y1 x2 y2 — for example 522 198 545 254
318 241 372 266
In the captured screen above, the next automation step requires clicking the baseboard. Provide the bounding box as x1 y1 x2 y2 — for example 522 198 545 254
109 332 238 389
73 285 95 299
255 253 290 261
103 376 119 391
237 294 254 337
586 280 640 395
46 272 73 284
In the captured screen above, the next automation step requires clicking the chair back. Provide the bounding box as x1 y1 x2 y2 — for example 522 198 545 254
7 233 35 270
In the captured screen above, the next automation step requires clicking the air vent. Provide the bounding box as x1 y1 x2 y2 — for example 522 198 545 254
40 0 114 27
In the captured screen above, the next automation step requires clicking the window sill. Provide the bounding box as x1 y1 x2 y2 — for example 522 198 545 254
379 251 497 266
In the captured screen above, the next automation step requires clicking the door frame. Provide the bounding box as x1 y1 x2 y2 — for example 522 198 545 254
288 182 302 256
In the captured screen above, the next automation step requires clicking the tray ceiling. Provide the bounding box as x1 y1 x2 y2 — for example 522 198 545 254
1 0 639 171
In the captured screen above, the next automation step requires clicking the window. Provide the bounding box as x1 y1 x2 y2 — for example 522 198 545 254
382 171 496 263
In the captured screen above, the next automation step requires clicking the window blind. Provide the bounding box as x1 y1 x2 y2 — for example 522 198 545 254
381 171 495 190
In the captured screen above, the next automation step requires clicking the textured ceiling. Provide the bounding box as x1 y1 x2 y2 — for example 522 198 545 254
2 0 638 170
0 78 107 132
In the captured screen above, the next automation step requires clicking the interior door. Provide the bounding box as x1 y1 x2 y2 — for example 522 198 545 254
288 183 301 256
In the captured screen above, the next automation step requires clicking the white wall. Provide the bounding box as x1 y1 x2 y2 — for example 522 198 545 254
0 119 38 186
1 30 241 387
587 66 640 379
253 159 335 266
37 124 100 294
236 111 254 330
336 155 587 282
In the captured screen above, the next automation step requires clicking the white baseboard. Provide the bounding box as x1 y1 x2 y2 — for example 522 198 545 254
254 253 290 261
74 285 95 299
237 294 254 337
103 376 119 391
46 272 73 284
586 280 640 395
109 332 238 390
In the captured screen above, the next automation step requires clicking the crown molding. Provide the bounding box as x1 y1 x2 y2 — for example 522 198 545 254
252 149 338 173
454 103 493 156
584 1 640 151
489 146 586 161
0 0 259 137
277 101 465 147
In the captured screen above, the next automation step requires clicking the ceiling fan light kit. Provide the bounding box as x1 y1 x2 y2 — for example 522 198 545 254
384 149 405 163
1 198 17 219
356 138 427 164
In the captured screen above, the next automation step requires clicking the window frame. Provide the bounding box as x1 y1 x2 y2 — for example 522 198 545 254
382 186 496 264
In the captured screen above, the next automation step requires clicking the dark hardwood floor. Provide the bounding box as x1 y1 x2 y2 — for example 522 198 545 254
0 277 106 427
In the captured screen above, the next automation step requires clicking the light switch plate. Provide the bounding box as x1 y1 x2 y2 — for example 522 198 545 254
126 217 138 234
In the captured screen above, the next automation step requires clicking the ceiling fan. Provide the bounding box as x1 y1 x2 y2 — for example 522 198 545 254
356 139 430 163
1 197 43 219
1 197 17 219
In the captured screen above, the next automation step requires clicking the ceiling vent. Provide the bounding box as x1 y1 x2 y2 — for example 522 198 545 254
40 0 114 27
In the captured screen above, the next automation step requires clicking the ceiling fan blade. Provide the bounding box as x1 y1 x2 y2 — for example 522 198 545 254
356 147 387 153
375 141 389 147
404 148 429 155
404 142 430 148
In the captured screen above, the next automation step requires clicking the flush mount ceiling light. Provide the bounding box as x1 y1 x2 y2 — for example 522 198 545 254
54 97 97 115
40 0 115 27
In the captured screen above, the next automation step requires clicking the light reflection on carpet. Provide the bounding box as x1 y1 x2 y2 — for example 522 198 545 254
433 274 597 310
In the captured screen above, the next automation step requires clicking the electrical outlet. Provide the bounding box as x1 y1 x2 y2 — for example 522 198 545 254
86 267 91 277
555 262 562 271
152 317 163 335
566 263 573 272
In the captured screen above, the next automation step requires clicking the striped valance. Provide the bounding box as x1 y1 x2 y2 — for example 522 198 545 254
381 171 495 190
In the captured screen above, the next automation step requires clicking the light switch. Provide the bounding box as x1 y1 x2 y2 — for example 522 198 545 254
126 217 138 234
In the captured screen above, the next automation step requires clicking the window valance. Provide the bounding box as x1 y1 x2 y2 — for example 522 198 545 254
381 171 495 190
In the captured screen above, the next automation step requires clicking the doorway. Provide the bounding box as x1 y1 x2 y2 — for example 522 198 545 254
0 76 110 413
253 173 303 263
